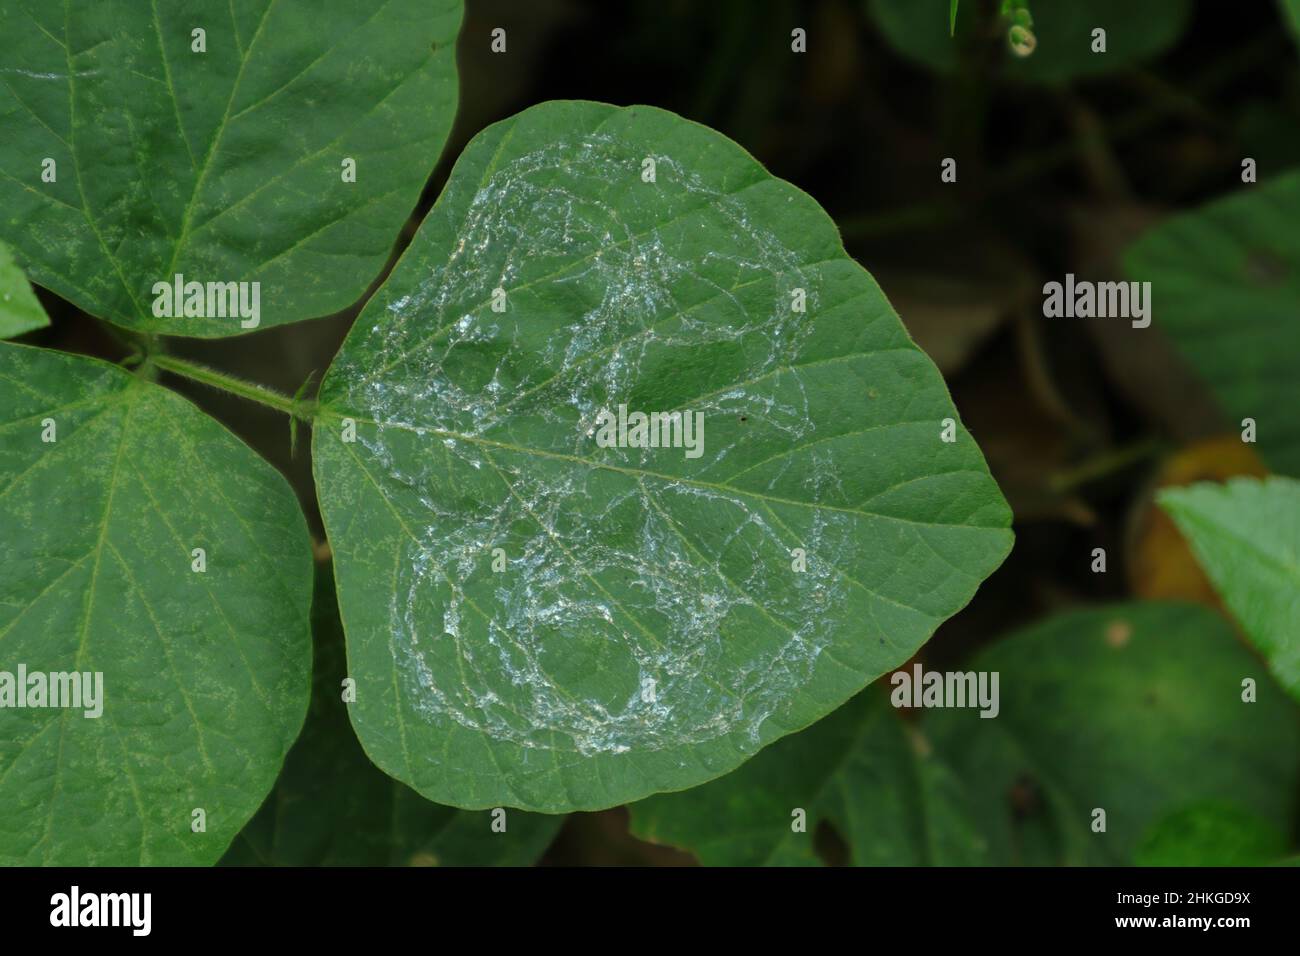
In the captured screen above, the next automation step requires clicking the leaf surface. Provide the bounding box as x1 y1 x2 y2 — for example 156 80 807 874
314 100 1013 812
0 0 461 336
222 567 562 866
0 343 312 864
1284 0 1300 47
0 240 49 338
1125 170 1300 477
1134 801 1289 867
629 689 986 866
925 603 1299 865
870 0 1190 82
1158 477 1300 702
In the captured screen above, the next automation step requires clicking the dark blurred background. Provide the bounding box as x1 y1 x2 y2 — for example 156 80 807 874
23 0 1300 863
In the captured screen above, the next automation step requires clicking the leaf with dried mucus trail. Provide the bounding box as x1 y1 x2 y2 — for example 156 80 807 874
313 100 1013 813
0 0 461 336
0 240 49 339
0 343 312 864
1159 477 1300 704
629 689 987 865
1125 170 1300 478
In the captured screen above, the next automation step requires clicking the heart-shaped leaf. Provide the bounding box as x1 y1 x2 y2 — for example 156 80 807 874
1159 477 1300 703
313 100 1013 812
222 567 563 866
629 689 986 865
0 240 49 338
925 603 1299 865
0 343 312 864
0 0 462 336
1125 171 1300 477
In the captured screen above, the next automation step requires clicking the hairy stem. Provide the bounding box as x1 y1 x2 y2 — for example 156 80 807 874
149 354 315 420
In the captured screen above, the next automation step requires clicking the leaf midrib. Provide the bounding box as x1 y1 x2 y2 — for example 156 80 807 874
319 407 1005 533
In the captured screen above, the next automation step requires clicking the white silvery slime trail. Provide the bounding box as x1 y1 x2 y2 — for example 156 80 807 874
314 101 1013 811
356 133 831 755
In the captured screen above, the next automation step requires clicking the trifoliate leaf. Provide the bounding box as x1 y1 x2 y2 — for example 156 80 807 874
0 343 312 864
313 100 1013 813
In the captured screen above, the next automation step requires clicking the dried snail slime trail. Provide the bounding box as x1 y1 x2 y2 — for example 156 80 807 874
313 102 1011 809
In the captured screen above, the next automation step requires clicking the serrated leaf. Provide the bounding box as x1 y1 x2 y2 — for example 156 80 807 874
313 100 1013 813
1125 171 1300 477
0 0 461 337
869 0 1190 82
926 603 1300 865
0 239 49 338
629 689 986 866
0 343 312 864
1158 477 1300 702
222 566 562 866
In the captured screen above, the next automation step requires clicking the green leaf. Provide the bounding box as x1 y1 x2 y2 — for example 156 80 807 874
0 0 462 337
949 0 960 37
1134 801 1289 867
1158 477 1300 702
221 566 563 866
313 100 1013 813
1283 0 1300 47
925 603 1300 865
1125 171 1300 477
0 343 312 864
0 239 49 338
869 0 1190 82
629 689 987 865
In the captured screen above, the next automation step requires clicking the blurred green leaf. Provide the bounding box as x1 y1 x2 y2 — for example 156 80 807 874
869 0 1190 82
926 603 1300 865
0 241 48 338
1159 477 1300 703
1135 801 1288 866
629 689 986 866
221 567 563 866
1282 0 1300 46
1126 171 1300 477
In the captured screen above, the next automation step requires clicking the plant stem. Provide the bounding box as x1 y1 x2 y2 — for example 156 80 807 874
1049 438 1165 494
149 354 314 420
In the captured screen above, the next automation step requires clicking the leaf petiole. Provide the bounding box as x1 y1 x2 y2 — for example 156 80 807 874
149 353 316 421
